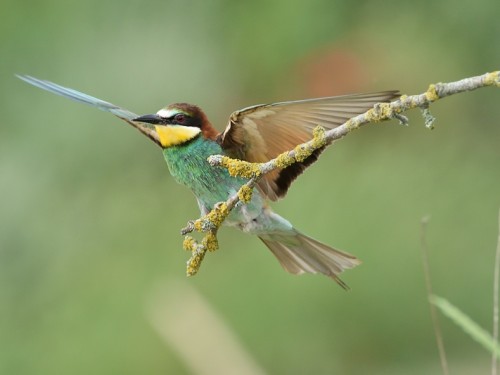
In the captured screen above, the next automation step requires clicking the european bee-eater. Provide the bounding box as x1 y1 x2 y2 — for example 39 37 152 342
18 75 398 288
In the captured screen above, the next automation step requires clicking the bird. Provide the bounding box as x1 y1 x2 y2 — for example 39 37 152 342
17 74 398 288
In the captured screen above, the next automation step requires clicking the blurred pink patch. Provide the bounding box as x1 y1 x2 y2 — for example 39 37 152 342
298 47 367 97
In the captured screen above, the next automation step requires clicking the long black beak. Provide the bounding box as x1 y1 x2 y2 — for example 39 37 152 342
133 114 163 124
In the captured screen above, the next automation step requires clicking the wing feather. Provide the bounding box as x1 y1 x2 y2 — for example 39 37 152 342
220 91 399 200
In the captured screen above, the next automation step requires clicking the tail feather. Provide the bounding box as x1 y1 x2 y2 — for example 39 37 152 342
259 232 360 289
16 75 161 146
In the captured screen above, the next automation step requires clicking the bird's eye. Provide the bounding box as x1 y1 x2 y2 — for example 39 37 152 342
174 113 186 124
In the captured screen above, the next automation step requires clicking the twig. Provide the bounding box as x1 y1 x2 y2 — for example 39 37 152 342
181 71 500 276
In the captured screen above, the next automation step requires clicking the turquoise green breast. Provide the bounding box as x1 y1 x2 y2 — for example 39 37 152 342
162 135 243 207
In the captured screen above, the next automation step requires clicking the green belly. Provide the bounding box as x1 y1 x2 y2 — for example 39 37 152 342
162 136 249 210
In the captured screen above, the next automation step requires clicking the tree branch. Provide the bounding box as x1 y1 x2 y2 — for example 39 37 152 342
181 71 500 276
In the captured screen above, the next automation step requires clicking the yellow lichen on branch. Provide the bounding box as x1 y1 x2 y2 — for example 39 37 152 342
218 156 261 179
202 232 219 252
183 235 208 276
274 126 328 167
365 102 399 123
204 203 229 229
182 203 230 275
426 84 440 102
294 126 328 161
186 246 207 276
183 235 197 252
183 232 217 276
193 203 229 232
237 184 253 203
485 71 500 87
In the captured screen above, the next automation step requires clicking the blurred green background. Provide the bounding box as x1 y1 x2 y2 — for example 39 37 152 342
2 0 500 374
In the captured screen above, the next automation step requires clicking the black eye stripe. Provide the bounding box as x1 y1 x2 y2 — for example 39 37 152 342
166 113 201 128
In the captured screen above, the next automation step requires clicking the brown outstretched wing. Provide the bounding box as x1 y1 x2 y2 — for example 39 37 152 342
218 91 399 201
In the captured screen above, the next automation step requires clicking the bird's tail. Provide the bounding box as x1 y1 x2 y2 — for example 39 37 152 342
259 231 361 289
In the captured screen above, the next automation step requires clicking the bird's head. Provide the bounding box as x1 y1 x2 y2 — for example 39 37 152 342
134 103 217 148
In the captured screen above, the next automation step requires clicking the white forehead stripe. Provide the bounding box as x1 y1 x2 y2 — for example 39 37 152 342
157 108 177 118
157 108 188 118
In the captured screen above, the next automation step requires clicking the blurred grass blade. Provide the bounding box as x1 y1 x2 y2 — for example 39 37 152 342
147 280 267 375
492 208 500 375
430 295 500 357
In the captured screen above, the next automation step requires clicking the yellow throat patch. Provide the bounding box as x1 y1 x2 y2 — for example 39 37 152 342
154 125 201 147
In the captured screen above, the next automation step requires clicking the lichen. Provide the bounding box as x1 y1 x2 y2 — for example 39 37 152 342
275 152 295 168
311 126 327 148
345 118 357 130
202 232 219 252
192 202 229 233
379 103 395 118
293 144 311 162
186 247 207 276
184 235 208 276
291 126 328 162
421 107 436 130
206 203 229 228
193 219 204 232
183 235 197 251
484 71 500 87
425 84 440 102
237 184 253 203
184 233 217 276
365 103 394 123
219 156 261 178
183 202 229 275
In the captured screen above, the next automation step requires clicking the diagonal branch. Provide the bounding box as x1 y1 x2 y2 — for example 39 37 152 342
181 71 500 276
